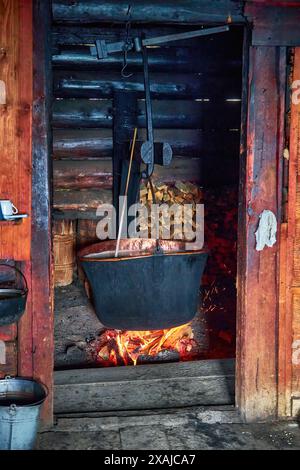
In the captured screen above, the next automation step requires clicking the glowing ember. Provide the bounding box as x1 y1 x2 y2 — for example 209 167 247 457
91 323 197 367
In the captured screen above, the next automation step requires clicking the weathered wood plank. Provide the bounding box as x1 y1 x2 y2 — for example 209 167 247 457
29 0 53 426
0 0 32 260
53 70 242 100
292 293 300 396
53 406 241 430
54 359 235 413
52 99 241 130
278 48 300 418
53 160 113 190
236 46 286 421
52 1 244 24
53 189 112 213
289 50 300 409
246 4 300 46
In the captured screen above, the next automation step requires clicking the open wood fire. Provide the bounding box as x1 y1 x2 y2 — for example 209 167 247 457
90 322 197 367
82 183 238 368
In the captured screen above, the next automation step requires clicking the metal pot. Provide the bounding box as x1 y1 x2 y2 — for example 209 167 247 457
0 265 28 326
79 239 208 330
0 376 47 450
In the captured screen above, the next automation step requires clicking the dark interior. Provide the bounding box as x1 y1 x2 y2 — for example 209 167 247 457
51 17 243 369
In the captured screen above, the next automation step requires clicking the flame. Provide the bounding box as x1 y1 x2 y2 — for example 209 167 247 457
93 322 197 367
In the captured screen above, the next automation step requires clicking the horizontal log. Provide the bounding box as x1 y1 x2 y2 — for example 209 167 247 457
53 189 112 213
54 359 235 413
54 71 242 99
52 24 244 51
53 128 240 159
52 1 244 24
53 157 202 189
53 129 112 158
53 47 242 74
53 47 196 72
54 160 112 189
53 210 101 221
52 99 241 130
53 161 103 191
54 71 200 99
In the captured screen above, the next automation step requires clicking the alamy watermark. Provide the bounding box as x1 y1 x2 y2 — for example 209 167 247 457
94 196 204 250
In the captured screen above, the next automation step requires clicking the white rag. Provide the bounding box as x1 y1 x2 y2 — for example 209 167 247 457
255 210 277 251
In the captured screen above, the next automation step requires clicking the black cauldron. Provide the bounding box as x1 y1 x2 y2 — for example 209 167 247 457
0 265 28 326
79 239 208 330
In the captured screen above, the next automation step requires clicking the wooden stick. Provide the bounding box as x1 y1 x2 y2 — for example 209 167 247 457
115 128 138 258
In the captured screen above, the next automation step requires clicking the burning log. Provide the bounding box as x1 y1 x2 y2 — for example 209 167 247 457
90 322 197 367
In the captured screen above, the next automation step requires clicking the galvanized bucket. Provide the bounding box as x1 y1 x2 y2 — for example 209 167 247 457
0 376 47 450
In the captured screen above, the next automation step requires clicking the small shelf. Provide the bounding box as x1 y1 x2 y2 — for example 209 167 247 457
0 214 28 224
0 219 23 225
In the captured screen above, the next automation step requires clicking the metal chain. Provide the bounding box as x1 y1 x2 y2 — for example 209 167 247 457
121 5 133 78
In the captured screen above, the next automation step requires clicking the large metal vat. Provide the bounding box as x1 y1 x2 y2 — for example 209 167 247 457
79 239 208 330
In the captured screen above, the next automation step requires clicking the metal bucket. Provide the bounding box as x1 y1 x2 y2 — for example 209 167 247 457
0 376 47 450
0 265 28 326
79 238 208 330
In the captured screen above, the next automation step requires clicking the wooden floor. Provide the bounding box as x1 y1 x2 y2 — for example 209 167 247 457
54 358 235 414
38 406 300 450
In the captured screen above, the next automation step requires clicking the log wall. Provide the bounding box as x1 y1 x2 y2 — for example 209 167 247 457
52 22 243 220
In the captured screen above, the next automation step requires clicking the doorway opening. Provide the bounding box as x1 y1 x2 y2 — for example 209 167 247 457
50 13 244 412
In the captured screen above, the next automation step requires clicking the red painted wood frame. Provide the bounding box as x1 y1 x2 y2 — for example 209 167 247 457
278 48 300 417
11 4 290 425
236 43 287 421
17 0 54 425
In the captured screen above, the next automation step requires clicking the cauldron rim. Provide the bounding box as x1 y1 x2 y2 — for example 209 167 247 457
78 238 208 263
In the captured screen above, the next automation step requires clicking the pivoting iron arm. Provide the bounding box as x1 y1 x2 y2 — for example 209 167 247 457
140 40 155 178
91 26 230 59
91 25 230 178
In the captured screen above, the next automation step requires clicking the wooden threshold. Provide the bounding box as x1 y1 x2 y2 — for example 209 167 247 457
54 358 235 414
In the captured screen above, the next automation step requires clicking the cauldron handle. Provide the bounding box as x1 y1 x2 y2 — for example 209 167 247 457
0 263 28 293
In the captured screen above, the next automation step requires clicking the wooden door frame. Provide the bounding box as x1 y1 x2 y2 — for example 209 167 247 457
17 0 54 425
236 38 287 421
24 2 292 425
